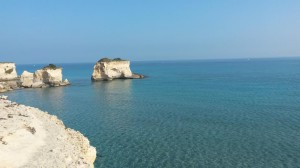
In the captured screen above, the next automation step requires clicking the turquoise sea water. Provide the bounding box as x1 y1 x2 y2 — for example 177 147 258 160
5 58 300 168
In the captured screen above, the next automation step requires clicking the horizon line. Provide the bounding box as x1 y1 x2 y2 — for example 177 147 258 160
13 55 300 65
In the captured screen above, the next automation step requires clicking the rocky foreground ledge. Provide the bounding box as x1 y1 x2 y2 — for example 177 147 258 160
0 96 96 168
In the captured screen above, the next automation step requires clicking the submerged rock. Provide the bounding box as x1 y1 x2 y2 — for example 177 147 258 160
131 73 145 79
91 58 144 81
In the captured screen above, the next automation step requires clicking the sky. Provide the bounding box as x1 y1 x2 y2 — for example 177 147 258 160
0 0 300 64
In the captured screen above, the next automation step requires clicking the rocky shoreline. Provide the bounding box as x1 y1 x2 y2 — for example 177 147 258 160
0 63 70 93
1 58 145 92
0 96 96 167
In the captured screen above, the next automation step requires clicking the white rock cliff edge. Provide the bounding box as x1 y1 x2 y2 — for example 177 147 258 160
0 63 18 81
0 63 18 92
0 96 96 167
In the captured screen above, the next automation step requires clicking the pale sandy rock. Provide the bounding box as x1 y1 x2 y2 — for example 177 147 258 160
20 65 70 89
60 79 70 86
31 81 44 88
0 98 96 168
35 68 63 85
131 73 145 79
0 81 18 93
0 63 18 93
0 63 70 92
92 60 133 80
5 80 18 89
20 71 34 88
92 59 144 80
0 95 8 99
0 63 18 81
64 78 69 84
0 82 12 92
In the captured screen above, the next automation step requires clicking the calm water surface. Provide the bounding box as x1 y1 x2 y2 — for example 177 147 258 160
5 58 300 168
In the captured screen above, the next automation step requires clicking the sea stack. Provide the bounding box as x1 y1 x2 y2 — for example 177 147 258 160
20 64 70 88
0 62 18 81
91 58 144 81
0 62 18 92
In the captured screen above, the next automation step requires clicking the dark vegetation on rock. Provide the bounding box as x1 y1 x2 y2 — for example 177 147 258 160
43 64 61 70
98 58 126 62
5 68 13 74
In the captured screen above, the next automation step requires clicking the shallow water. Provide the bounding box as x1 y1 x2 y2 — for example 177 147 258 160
6 58 300 167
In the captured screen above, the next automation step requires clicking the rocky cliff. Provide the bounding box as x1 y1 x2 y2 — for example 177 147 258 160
0 63 18 81
0 82 13 93
91 58 144 81
20 64 70 88
0 96 96 167
0 63 18 92
0 63 70 92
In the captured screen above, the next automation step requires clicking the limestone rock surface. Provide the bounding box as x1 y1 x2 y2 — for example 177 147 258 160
20 65 70 88
0 63 18 81
31 81 45 88
20 71 35 88
91 59 144 80
60 79 70 86
0 82 12 92
0 97 96 167
35 68 63 86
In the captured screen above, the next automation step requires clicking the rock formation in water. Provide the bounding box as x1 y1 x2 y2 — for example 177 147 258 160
0 63 19 92
91 58 144 81
20 71 35 88
0 63 70 92
0 62 18 81
0 96 96 167
20 64 70 88
0 82 12 92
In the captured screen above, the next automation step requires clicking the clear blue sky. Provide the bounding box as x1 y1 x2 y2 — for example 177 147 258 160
1 0 300 64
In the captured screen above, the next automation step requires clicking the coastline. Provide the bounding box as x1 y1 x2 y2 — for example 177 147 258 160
0 96 96 167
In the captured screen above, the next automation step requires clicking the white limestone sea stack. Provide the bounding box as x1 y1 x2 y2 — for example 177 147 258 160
0 96 96 167
0 62 18 92
0 62 18 81
20 64 70 88
91 58 144 81
0 63 70 92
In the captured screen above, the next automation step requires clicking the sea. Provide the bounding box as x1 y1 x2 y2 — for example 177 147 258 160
5 57 300 168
